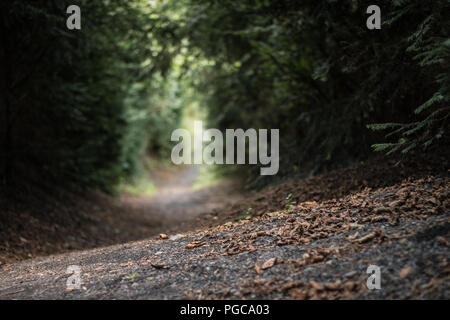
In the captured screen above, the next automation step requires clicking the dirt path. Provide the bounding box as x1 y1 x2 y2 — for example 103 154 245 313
0 214 447 299
119 165 244 235
0 165 244 265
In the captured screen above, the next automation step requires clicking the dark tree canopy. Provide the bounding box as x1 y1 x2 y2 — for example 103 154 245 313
0 0 448 195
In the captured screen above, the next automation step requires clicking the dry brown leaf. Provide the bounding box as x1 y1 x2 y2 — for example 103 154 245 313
371 216 389 223
357 231 379 244
261 258 276 270
349 223 365 229
309 280 324 291
397 187 409 195
185 241 206 249
344 281 359 291
324 282 341 291
151 262 170 269
268 212 281 218
399 267 412 278
288 288 307 300
427 197 439 205
347 232 360 240
311 254 325 263
388 200 403 208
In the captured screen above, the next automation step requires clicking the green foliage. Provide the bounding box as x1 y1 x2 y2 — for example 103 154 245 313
174 0 449 185
366 1 450 154
1 0 448 196
0 0 180 193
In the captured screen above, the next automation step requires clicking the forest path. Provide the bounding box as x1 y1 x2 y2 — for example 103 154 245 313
119 165 244 235
0 164 244 265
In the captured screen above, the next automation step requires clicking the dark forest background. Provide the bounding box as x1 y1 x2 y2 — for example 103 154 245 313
0 0 449 199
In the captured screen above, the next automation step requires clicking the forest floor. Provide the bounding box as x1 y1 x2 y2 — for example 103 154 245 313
0 165 243 264
0 154 449 299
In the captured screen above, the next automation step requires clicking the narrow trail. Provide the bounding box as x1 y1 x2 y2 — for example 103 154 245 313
119 165 244 235
0 164 244 266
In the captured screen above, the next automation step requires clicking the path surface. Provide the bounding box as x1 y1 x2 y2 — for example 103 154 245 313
0 164 448 300
0 214 447 299
119 165 243 235
0 164 244 265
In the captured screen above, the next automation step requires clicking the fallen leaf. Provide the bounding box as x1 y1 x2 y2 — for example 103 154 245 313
388 200 403 208
309 280 324 291
151 262 169 270
268 212 281 218
347 232 360 240
288 288 307 300
396 187 409 195
185 241 206 249
349 223 364 229
371 216 389 223
262 258 276 270
357 231 380 244
344 281 358 291
399 267 412 278
324 282 341 291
